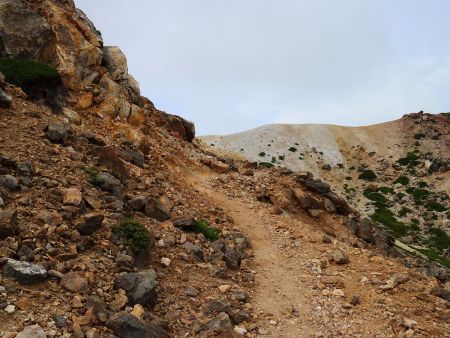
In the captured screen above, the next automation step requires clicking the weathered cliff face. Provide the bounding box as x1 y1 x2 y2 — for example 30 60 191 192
0 0 195 142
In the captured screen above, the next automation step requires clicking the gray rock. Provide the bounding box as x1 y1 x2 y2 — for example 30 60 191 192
16 161 33 177
172 215 195 229
119 145 145 168
45 123 71 144
96 172 123 197
0 0 55 61
144 198 171 221
345 218 374 243
128 196 147 211
76 237 95 252
0 174 18 190
114 270 157 306
223 246 242 270
205 312 233 332
0 209 18 239
229 288 249 302
3 259 47 284
182 242 204 261
206 298 230 314
53 315 67 328
184 286 199 297
229 310 251 324
431 286 450 301
75 212 104 235
15 324 46 338
0 88 12 108
303 179 331 194
108 312 169 338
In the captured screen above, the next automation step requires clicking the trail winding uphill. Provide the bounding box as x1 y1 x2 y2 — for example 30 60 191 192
186 170 449 337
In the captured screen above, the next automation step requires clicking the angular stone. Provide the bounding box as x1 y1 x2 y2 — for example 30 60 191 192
45 123 71 144
63 187 82 206
205 312 233 332
15 325 46 338
75 212 104 235
107 312 169 338
0 174 18 190
332 250 349 264
96 172 123 197
172 215 195 229
223 246 241 270
128 196 146 211
3 259 47 284
114 270 157 306
0 210 18 239
182 242 204 261
61 271 89 293
144 198 171 222
63 107 81 125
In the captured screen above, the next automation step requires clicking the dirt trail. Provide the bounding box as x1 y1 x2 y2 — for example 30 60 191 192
187 171 317 337
185 169 450 338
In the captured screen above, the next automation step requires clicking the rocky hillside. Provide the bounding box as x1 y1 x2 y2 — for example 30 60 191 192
203 114 450 275
0 1 449 337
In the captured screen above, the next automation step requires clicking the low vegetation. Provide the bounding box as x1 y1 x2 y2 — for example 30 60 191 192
191 220 220 241
84 167 105 187
394 176 409 186
358 169 377 181
115 218 151 253
0 58 59 90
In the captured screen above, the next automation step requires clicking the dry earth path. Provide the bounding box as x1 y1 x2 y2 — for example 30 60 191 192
185 170 450 338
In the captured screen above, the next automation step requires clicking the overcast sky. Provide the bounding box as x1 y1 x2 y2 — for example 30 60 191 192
76 0 450 135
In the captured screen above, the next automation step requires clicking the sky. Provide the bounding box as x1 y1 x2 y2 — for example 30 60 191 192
76 0 450 135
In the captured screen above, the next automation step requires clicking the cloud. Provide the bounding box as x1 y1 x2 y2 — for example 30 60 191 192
76 0 450 135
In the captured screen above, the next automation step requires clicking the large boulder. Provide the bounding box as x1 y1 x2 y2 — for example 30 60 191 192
153 112 196 142
3 259 48 284
0 0 55 61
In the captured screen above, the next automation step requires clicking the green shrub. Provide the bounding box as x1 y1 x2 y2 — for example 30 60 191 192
288 147 297 152
399 207 412 217
359 169 377 181
429 228 450 250
417 248 450 268
425 201 447 212
418 181 428 188
259 162 274 168
363 188 387 207
258 152 266 157
394 176 409 186
345 176 352 181
192 220 220 241
115 218 151 252
406 187 431 205
0 58 59 89
278 155 285 160
84 167 105 187
397 152 420 167
271 157 277 163
371 208 408 237
414 133 425 140
379 187 394 194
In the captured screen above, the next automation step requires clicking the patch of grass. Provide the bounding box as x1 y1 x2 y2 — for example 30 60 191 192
417 248 450 268
258 152 266 157
427 228 450 251
288 147 297 152
418 181 428 188
359 169 377 181
371 208 408 237
406 187 431 205
379 187 394 194
258 162 274 168
397 152 420 167
345 176 352 181
115 218 151 252
0 58 59 89
192 220 220 241
394 176 409 186
364 188 387 208
425 201 447 212
399 207 412 217
84 167 105 187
